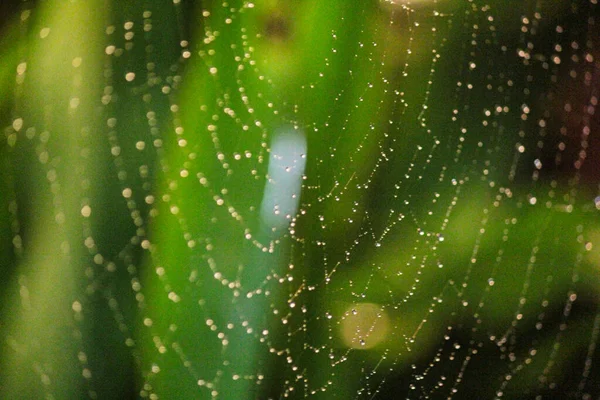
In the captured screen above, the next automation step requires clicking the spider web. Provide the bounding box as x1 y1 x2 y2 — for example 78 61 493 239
1 0 600 399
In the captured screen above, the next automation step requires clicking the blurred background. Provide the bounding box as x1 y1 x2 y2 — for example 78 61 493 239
0 0 599 399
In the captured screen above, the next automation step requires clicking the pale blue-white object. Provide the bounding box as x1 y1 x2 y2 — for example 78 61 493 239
260 126 307 235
